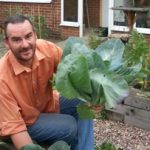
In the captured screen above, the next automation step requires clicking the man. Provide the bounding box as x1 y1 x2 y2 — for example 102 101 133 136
0 15 94 150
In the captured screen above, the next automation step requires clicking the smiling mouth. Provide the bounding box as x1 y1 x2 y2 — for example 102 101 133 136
20 49 32 56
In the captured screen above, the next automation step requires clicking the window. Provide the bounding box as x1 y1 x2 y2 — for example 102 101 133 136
0 0 52 3
109 0 150 34
113 0 127 27
61 0 80 27
64 0 78 22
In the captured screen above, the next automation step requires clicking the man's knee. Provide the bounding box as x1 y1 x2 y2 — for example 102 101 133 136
58 115 77 142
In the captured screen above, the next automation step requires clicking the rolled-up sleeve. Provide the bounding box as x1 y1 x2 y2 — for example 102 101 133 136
0 81 27 136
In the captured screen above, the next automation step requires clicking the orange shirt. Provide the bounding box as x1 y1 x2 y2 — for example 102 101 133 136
0 39 62 136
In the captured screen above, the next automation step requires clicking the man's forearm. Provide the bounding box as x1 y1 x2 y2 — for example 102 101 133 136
11 131 33 150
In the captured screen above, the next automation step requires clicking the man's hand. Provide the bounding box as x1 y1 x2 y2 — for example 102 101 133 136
86 103 105 114
91 104 105 114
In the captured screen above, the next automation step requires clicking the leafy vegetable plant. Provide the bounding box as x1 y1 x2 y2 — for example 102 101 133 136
20 141 70 150
55 37 143 118
124 30 150 90
97 141 118 150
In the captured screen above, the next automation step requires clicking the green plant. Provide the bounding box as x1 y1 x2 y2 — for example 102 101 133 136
48 141 70 150
95 141 122 150
4 6 22 17
124 30 150 90
27 15 49 39
0 141 70 150
99 142 117 150
54 37 143 119
3 6 49 39
98 109 108 120
0 141 14 150
88 30 101 49
21 141 70 150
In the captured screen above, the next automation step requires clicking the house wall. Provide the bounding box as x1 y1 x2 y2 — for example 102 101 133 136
0 0 101 39
60 26 79 39
84 0 100 28
0 1 79 39
0 1 61 38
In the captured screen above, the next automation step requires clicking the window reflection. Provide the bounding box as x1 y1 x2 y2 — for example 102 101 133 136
135 0 150 28
64 0 78 22
113 0 150 29
136 11 150 28
113 0 128 26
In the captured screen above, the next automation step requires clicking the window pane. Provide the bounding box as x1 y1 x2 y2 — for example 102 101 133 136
134 0 150 29
113 0 127 26
64 0 78 22
136 12 149 28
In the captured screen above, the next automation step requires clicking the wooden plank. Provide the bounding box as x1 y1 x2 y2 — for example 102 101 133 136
107 111 124 122
124 88 150 111
124 105 150 121
109 33 130 41
107 104 126 114
111 6 150 12
108 104 150 120
125 115 150 131
107 104 150 130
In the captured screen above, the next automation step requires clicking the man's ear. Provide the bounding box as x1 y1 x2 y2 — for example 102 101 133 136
3 38 10 49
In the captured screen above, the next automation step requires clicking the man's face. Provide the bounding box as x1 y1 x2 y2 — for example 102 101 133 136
5 20 37 66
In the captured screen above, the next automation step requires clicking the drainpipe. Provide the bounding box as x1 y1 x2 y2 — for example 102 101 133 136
78 0 83 37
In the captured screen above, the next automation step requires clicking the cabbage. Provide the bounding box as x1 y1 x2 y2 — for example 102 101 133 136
55 37 142 118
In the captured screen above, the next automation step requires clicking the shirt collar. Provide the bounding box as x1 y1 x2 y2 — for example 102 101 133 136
9 48 46 75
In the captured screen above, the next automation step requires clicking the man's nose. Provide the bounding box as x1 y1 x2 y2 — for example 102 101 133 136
22 39 29 48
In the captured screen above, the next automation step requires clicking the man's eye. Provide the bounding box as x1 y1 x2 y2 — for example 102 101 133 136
26 33 33 39
12 38 21 42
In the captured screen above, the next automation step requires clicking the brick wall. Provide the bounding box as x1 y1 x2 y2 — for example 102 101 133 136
84 0 100 28
0 0 101 39
61 26 79 39
0 1 60 38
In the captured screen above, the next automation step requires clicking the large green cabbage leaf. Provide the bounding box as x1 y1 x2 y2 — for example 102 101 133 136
63 36 84 58
48 141 70 150
55 53 92 101
90 68 129 107
72 43 106 70
95 38 124 71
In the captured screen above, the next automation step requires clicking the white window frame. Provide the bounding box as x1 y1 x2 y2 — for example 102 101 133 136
109 0 150 34
60 0 80 27
0 0 52 3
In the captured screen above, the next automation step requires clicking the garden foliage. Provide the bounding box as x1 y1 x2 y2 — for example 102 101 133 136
21 141 70 150
124 30 150 90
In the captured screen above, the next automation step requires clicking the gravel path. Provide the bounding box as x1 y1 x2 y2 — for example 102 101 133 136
94 119 150 150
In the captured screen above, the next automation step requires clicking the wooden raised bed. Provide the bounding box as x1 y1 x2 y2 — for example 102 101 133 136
107 88 150 131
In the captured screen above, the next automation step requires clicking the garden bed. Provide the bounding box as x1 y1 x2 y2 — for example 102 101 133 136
107 88 150 131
